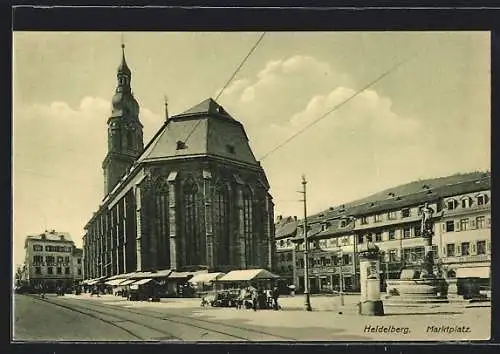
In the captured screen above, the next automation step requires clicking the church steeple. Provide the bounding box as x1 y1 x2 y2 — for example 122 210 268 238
116 43 131 91
102 42 144 196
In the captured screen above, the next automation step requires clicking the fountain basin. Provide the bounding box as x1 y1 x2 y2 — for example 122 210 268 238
384 278 449 305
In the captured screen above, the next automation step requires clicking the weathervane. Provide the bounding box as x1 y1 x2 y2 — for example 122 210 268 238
164 95 169 121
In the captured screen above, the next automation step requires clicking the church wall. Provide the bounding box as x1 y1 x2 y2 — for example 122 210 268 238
144 158 275 273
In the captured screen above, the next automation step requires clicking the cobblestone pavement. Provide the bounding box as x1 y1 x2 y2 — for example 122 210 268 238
52 293 490 341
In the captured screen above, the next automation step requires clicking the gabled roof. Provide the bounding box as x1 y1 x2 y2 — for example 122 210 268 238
275 216 298 239
26 231 73 243
135 98 260 167
310 171 491 221
287 171 490 241
175 98 235 119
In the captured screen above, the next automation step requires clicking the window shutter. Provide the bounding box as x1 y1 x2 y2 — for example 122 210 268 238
455 221 460 231
441 223 446 232
487 241 491 252
487 218 491 227
456 244 461 256
470 243 476 255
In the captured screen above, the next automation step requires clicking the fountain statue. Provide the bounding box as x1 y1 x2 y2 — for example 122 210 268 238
384 203 449 305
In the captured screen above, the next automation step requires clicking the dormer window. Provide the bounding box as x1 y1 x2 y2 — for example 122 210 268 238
340 219 347 228
387 211 397 220
447 199 457 210
321 223 328 231
477 194 488 206
461 197 472 209
176 141 186 150
226 145 235 154
401 208 411 218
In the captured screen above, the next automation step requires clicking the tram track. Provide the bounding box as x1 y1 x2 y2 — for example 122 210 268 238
74 298 296 341
33 295 294 341
29 295 149 340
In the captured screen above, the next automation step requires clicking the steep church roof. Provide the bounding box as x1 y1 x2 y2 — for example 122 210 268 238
136 98 259 166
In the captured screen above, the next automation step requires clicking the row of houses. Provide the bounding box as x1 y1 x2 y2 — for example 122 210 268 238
274 171 491 294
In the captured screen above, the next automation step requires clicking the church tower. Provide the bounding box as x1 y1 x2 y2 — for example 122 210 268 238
102 44 144 195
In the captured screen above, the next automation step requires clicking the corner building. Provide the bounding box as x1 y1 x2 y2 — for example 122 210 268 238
83 47 275 280
23 230 83 291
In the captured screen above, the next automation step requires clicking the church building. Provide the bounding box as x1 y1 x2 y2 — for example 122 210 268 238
82 45 276 280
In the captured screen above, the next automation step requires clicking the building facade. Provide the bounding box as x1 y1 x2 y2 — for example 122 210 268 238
83 46 275 281
275 172 491 294
274 216 297 292
23 230 83 291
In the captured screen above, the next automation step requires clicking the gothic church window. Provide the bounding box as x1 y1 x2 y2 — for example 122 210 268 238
155 177 169 267
243 186 255 265
183 178 200 265
214 183 230 265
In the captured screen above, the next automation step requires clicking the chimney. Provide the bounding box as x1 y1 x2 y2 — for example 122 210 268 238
277 215 283 222
294 216 297 221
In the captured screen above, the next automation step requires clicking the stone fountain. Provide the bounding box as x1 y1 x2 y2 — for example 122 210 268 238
384 203 449 305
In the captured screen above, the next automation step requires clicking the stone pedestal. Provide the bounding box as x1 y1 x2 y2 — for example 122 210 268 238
446 278 458 298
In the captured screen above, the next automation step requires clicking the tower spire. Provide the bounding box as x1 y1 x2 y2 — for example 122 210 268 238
117 34 131 78
121 33 125 58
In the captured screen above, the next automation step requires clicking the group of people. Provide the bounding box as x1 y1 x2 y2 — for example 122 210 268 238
202 285 281 311
236 286 280 311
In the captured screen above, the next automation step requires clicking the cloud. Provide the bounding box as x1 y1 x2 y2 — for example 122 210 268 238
213 54 489 219
218 55 353 128
13 97 162 265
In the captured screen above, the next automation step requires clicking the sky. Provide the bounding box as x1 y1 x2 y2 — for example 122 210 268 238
12 31 490 267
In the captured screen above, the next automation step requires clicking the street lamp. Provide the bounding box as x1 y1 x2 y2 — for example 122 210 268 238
300 175 312 312
338 246 345 306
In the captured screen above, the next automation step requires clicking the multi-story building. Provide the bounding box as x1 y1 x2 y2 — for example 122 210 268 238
274 216 297 292
72 248 83 283
275 171 491 294
23 230 83 291
83 45 275 281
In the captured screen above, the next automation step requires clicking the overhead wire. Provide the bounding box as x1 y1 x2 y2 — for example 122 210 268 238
258 52 419 161
181 32 267 145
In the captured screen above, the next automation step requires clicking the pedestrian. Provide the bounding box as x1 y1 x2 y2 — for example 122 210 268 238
272 286 280 311
251 287 258 311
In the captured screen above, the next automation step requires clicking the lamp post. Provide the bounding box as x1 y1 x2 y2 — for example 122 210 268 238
338 247 345 306
300 175 312 311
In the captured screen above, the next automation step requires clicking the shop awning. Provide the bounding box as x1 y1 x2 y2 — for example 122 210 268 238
218 269 280 282
168 271 196 279
133 278 153 286
188 272 225 284
456 267 490 278
119 279 137 286
105 278 127 286
149 269 172 278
